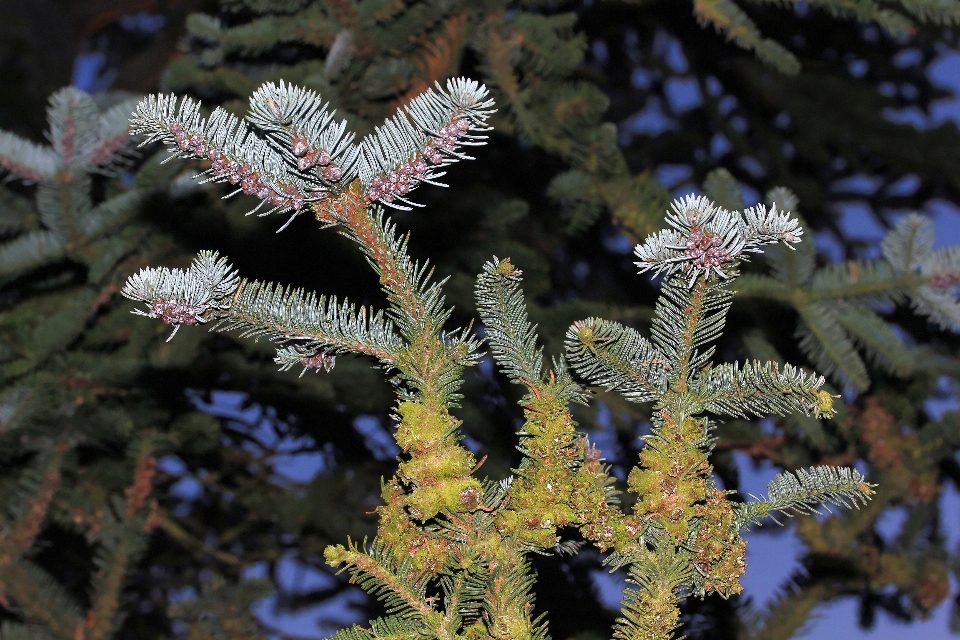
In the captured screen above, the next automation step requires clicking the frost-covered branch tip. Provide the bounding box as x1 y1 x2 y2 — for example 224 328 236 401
130 78 496 227
121 251 239 340
358 78 496 210
634 195 803 284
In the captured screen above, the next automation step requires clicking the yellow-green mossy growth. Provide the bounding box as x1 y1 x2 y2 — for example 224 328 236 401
572 442 645 552
462 621 489 640
629 416 710 542
405 478 483 522
692 489 746 596
487 611 534 640
375 480 451 573
620 573 682 640
498 392 581 546
394 401 454 453
393 401 482 521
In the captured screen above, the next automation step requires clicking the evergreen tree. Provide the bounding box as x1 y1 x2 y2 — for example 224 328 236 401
1 0 960 638
121 80 879 640
157 0 960 636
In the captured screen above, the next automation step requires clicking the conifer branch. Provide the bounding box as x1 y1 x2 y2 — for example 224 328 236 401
633 195 801 284
475 258 545 386
693 0 801 74
475 257 584 403
131 93 317 224
326 542 442 635
693 0 959 74
0 560 84 639
2 437 69 554
330 617 420 640
736 466 873 528
119 68 894 640
564 317 667 403
86 438 157 640
356 78 494 210
701 360 830 419
46 87 101 169
122 250 403 371
121 250 241 341
0 231 67 282
736 198 959 391
319 193 479 406
0 131 58 182
218 280 404 366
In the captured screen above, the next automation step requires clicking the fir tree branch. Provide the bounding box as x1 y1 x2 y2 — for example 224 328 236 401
122 250 403 369
745 582 834 640
693 0 801 74
326 542 444 637
2 437 69 554
482 553 547 640
356 78 495 210
564 317 667 403
132 92 317 224
737 208 959 389
475 257 545 386
613 552 691 640
475 257 584 403
121 250 240 341
795 302 870 392
700 360 830 419
88 97 142 174
735 465 873 528
0 231 66 282
217 279 405 364
319 192 479 406
46 88 101 170
0 560 84 640
832 302 914 376
0 131 58 182
78 437 155 640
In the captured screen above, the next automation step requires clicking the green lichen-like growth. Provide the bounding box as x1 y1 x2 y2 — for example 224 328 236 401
122 81 874 640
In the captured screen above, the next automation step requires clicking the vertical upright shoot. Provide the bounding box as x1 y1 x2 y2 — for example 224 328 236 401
122 79 873 640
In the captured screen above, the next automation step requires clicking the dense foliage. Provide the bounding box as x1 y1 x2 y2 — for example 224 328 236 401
1 0 960 639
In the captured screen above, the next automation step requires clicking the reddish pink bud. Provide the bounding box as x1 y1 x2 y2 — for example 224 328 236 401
291 136 309 157
149 299 200 327
169 123 182 134
301 353 336 372
298 151 317 171
323 164 342 181
316 150 332 166
270 193 285 206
